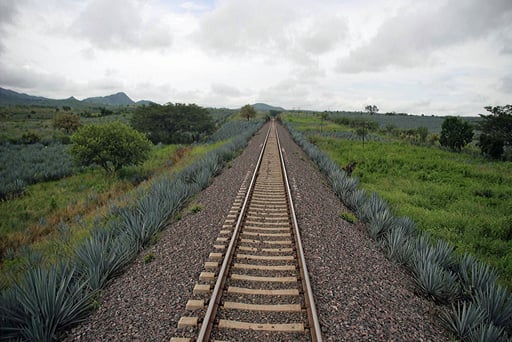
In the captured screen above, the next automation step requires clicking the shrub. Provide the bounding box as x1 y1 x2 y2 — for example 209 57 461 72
53 112 81 134
21 131 41 144
71 122 152 173
339 211 357 224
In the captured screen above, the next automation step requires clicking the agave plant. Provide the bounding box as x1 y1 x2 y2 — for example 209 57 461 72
468 322 506 342
385 227 415 264
473 284 512 329
367 208 395 240
414 238 457 273
0 263 94 341
457 253 499 297
411 258 459 303
440 301 486 341
393 216 417 236
359 192 390 223
330 171 359 201
345 188 367 213
74 229 136 291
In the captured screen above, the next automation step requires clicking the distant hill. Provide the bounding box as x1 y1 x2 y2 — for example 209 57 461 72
0 87 154 107
135 100 156 106
83 92 135 106
252 103 286 112
0 87 81 107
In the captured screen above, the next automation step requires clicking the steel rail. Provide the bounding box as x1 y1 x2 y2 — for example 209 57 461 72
196 124 272 341
276 123 323 342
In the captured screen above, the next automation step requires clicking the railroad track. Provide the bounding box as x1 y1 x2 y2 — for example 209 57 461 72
172 121 322 341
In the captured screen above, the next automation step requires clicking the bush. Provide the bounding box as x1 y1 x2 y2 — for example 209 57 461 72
71 122 152 173
440 116 474 151
53 113 81 134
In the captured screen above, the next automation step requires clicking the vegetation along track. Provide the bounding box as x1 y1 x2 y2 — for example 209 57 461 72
172 120 322 341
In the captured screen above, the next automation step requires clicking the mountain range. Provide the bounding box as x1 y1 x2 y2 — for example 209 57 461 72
0 87 152 107
0 87 286 111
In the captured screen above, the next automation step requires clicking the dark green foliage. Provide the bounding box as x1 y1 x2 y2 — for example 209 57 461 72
240 104 257 121
131 103 215 144
365 104 379 115
21 131 41 144
71 122 151 173
440 116 474 151
478 105 512 160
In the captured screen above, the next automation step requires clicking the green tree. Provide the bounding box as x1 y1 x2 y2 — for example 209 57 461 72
240 104 256 121
440 116 474 151
364 104 379 115
478 105 512 159
53 112 81 134
361 105 379 148
131 103 214 144
71 122 151 173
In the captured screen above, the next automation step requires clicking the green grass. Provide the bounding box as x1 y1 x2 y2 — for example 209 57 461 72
0 143 184 274
286 113 512 289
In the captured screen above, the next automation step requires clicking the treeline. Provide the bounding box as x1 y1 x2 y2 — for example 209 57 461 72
131 103 215 144
327 105 512 160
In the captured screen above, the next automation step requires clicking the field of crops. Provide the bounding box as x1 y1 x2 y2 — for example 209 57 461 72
284 112 512 290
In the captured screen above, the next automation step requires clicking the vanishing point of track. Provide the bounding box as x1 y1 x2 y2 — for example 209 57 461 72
172 121 322 341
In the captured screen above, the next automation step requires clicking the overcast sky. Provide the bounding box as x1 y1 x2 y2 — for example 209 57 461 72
0 0 511 116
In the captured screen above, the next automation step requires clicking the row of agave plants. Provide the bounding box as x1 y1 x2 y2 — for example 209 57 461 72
0 120 264 341
283 121 512 342
0 143 75 200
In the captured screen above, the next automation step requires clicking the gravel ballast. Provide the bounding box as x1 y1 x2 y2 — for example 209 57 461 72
66 122 449 341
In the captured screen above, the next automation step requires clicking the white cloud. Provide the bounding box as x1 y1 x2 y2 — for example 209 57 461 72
0 0 24 54
195 0 348 65
71 0 173 50
337 0 512 73
211 83 241 97
0 0 510 117
180 1 211 12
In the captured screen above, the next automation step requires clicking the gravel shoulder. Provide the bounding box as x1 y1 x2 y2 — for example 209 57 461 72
66 122 449 341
